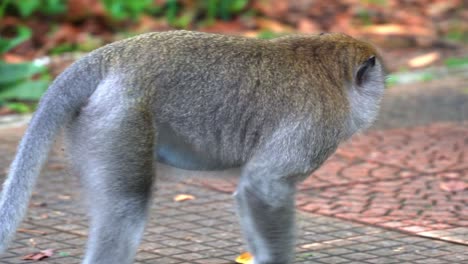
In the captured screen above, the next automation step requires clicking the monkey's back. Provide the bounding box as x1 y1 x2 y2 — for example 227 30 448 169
84 31 351 169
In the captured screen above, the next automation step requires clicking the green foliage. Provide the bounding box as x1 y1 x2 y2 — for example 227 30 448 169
420 72 434 82
0 26 50 112
360 0 387 6
445 29 467 43
202 0 249 24
49 43 75 55
256 30 285 39
356 8 373 26
99 0 250 27
58 252 71 257
41 0 67 14
48 34 104 54
0 61 49 103
165 0 179 26
0 61 44 84
444 57 468 68
101 0 156 21
0 26 31 53
385 75 397 86
386 71 435 86
3 0 66 17
171 10 195 28
77 35 105 52
165 0 249 28
0 0 8 18
7 0 40 17
205 0 217 24
5 102 32 113
442 19 467 43
1 0 250 27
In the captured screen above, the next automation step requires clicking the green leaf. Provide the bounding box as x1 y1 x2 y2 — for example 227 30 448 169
0 26 32 53
385 75 398 86
0 0 11 19
166 0 178 25
205 0 218 24
0 79 49 101
12 0 40 17
173 11 194 28
0 62 45 84
5 102 31 113
41 0 67 15
420 72 434 82
58 251 71 257
444 57 468 68
256 30 285 39
101 0 153 21
49 43 76 55
230 0 248 12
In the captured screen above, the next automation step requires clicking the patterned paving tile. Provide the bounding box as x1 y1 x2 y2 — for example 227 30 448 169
0 123 467 263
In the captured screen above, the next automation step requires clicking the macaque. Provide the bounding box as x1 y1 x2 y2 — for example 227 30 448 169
0 31 385 264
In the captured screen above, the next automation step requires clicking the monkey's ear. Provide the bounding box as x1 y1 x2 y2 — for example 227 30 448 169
356 56 376 86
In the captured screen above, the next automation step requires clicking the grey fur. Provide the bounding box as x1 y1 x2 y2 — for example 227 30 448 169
0 31 385 264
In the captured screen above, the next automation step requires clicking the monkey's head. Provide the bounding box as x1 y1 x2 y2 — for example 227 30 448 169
273 33 385 137
304 33 386 137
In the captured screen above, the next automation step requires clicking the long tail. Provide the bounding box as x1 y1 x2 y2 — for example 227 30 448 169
0 53 102 251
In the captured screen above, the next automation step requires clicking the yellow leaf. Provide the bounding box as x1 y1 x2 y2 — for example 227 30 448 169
173 194 195 202
235 252 254 264
407 52 440 68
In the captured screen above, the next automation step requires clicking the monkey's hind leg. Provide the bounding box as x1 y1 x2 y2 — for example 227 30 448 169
67 103 155 264
234 127 318 264
235 165 298 264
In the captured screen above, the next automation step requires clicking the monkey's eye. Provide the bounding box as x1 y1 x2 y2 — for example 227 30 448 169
356 56 376 86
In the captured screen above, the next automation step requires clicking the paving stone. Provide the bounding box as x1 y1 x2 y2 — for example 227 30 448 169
1 124 467 263
350 243 379 251
341 252 378 260
313 256 350 263
319 247 354 255
193 123 468 246
365 257 405 264
393 252 426 261
413 259 450 264
440 253 468 262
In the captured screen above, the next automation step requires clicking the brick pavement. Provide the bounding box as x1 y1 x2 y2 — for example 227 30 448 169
192 123 468 246
0 123 467 263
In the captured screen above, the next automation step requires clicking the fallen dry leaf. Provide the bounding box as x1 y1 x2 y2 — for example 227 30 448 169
173 194 195 202
297 18 321 34
255 17 294 33
0 107 14 116
40 213 49 219
47 163 66 170
201 20 245 34
22 249 54 261
31 202 48 208
407 52 440 68
439 181 467 192
132 15 170 33
2 53 28 63
67 0 106 20
29 238 37 247
427 1 458 16
242 31 260 38
57 194 72 200
236 252 254 264
253 0 288 18
362 24 434 37
439 172 460 179
18 228 47 235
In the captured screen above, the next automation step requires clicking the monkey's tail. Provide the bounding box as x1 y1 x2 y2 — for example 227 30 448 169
0 54 102 252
